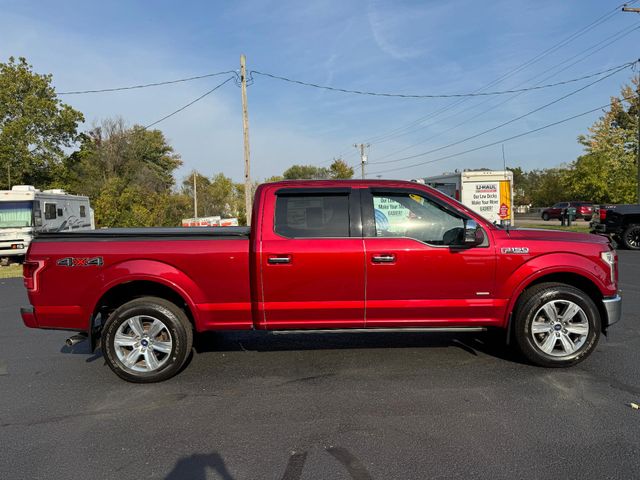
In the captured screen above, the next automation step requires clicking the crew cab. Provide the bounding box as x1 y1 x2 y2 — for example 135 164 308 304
590 204 640 250
21 180 621 382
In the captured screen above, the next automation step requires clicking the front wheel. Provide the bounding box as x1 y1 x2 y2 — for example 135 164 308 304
102 297 193 383
621 224 640 250
542 213 550 221
513 283 600 367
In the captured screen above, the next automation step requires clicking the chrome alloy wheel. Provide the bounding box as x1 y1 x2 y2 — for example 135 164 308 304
530 300 589 357
113 315 173 372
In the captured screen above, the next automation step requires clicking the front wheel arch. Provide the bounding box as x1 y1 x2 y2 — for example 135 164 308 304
507 272 606 337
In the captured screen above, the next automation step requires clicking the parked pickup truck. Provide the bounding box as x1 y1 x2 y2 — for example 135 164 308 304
590 204 640 250
21 180 621 382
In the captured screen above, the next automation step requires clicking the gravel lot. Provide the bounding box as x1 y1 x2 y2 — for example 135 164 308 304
1 252 639 480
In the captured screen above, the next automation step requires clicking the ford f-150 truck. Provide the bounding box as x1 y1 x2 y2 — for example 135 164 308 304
21 180 621 382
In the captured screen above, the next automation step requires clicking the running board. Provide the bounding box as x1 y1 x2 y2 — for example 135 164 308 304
268 327 486 335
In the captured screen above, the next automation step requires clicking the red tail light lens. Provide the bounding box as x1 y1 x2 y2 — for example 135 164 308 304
599 209 607 222
23 261 43 291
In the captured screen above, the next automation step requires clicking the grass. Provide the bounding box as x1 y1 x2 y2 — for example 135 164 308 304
0 264 22 279
522 223 590 233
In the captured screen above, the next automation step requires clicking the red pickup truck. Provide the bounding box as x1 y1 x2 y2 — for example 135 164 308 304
21 180 621 382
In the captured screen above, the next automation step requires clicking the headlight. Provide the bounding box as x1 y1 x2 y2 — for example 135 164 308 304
600 251 616 284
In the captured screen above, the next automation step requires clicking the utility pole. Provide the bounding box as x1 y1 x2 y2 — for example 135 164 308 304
354 143 370 179
622 5 640 202
240 54 252 225
193 171 198 218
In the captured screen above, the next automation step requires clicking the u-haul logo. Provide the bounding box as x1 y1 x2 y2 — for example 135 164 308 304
501 247 529 255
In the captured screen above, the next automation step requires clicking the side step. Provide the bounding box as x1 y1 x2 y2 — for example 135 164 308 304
268 327 486 335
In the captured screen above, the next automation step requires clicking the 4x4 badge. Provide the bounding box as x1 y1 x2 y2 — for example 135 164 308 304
57 257 103 267
501 247 529 254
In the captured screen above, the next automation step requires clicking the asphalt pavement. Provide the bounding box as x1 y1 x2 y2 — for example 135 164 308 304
1 252 639 480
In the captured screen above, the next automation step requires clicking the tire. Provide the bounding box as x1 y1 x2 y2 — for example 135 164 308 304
542 213 550 221
102 296 193 383
621 224 640 250
513 282 600 368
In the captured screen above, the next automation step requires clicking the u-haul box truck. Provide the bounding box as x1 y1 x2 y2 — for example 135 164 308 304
422 170 514 225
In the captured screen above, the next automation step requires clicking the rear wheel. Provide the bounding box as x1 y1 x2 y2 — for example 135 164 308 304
102 296 193 383
542 213 550 221
621 224 640 250
513 283 600 367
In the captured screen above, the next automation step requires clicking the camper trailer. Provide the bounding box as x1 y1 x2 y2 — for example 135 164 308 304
0 185 94 264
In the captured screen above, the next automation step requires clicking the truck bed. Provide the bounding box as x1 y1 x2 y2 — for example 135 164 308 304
26 226 252 332
34 226 251 240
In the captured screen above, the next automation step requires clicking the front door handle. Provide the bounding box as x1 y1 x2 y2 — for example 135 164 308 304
372 254 396 263
268 255 291 264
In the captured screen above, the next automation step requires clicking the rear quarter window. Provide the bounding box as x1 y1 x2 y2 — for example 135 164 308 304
274 194 350 238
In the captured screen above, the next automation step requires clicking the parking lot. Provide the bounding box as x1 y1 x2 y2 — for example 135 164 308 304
0 252 639 480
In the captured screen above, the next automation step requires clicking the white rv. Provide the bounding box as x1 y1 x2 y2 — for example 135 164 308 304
0 185 94 264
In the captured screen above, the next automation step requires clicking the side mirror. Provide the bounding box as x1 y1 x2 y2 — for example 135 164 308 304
463 219 484 246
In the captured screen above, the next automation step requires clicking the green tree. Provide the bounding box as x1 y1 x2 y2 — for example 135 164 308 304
328 159 354 179
264 175 284 183
282 164 328 180
281 160 354 180
64 118 183 227
0 57 84 188
527 168 570 207
571 76 639 204
182 171 244 218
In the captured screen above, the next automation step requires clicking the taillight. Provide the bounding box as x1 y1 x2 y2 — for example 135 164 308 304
599 208 607 222
23 261 43 291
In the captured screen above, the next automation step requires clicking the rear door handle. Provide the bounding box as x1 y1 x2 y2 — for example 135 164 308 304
372 254 396 263
268 255 291 264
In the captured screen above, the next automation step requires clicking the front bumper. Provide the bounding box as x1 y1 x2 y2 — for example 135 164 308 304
602 295 622 328
0 243 27 256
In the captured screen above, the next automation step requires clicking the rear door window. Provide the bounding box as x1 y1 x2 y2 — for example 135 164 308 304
275 194 350 238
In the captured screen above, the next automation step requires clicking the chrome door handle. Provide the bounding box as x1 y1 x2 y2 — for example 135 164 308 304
372 254 395 263
268 255 291 264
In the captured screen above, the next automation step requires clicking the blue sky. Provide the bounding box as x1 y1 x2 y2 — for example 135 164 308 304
1 0 639 183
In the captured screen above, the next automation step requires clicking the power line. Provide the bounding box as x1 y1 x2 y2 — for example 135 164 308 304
369 60 636 166
144 76 235 129
249 65 631 100
373 22 640 161
58 70 237 95
333 1 635 152
367 93 639 176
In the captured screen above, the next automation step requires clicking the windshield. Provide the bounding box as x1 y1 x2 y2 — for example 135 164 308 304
0 201 33 228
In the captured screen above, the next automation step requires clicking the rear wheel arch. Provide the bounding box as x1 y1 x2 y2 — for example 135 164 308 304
89 280 197 350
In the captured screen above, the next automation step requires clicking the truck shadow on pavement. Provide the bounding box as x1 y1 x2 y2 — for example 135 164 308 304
58 330 526 369
164 446 374 480
193 330 525 365
165 452 234 480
